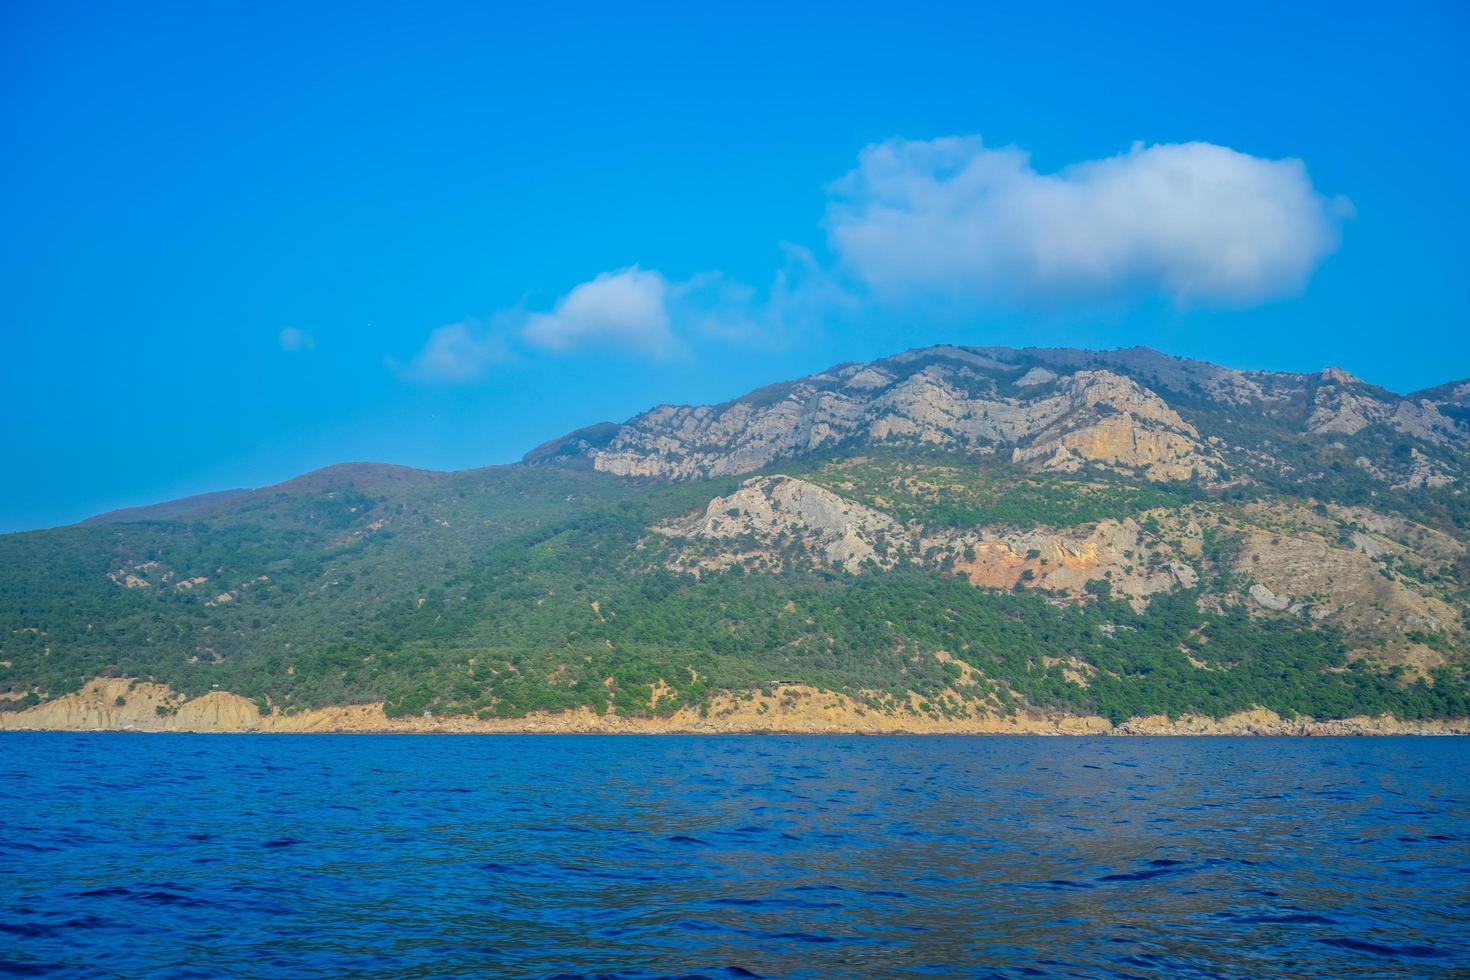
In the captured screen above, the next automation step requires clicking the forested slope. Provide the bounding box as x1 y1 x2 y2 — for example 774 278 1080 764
4 346 1468 725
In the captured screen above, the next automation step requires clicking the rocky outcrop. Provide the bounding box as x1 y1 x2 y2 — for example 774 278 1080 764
945 517 1198 604
1111 708 1469 736
653 467 1467 667
0 678 264 732
6 678 1465 736
1414 379 1470 411
532 345 1467 491
578 355 1223 484
1224 501 1467 670
1007 371 1219 481
657 476 1198 603
1308 369 1468 447
658 475 909 573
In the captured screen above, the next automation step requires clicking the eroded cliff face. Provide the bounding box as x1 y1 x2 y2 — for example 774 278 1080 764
581 357 1225 483
648 469 1468 667
5 677 1465 735
1308 368 1466 447
1006 371 1220 482
1218 501 1467 673
945 517 1198 603
530 345 1470 491
658 475 908 574
657 475 1197 604
0 678 264 732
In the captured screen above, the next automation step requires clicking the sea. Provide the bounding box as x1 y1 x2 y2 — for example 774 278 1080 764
2 734 1467 978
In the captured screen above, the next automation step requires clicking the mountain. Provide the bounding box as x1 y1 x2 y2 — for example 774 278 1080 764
532 345 1468 491
80 489 253 527
3 345 1468 733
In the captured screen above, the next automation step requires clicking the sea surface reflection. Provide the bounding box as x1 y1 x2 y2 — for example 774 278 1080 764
2 734 1467 977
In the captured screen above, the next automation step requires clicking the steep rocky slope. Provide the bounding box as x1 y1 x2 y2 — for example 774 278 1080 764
529 345 1469 495
658 475 908 575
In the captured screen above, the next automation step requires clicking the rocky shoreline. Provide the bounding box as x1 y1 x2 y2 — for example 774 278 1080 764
2 678 1466 736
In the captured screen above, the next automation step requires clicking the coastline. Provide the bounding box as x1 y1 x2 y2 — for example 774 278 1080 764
2 678 1466 736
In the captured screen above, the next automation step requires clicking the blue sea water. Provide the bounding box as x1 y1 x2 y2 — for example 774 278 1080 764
1 735 1467 978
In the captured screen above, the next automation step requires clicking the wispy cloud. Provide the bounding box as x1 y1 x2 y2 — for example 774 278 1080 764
676 246 856 350
825 137 1351 306
522 267 682 357
279 327 315 352
398 265 819 382
396 318 511 382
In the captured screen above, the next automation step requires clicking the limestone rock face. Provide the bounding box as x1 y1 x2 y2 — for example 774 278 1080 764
582 356 1222 484
658 477 1199 604
1393 448 1458 489
1225 500 1466 669
530 345 1470 492
649 469 1468 667
1308 373 1467 447
661 475 908 573
1249 583 1293 611
943 517 1198 604
1008 371 1219 481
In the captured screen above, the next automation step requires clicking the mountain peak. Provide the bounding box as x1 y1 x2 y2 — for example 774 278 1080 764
525 344 1468 492
1319 365 1364 386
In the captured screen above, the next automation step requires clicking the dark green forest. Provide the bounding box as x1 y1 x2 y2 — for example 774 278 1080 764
2 452 1466 722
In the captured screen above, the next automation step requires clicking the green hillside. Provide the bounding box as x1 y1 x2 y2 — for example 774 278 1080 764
4 346 1469 724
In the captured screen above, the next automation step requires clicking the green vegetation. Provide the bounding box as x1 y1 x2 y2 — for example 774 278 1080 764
2 452 1465 723
790 452 1201 529
10 344 1470 728
1163 391 1470 534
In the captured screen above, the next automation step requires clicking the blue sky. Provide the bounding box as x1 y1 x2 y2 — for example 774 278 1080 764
3 1 1468 531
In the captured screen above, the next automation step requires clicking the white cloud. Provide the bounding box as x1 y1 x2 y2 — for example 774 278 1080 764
395 249 899 384
399 319 510 382
396 136 1348 382
521 267 680 357
279 327 315 352
645 247 851 350
824 137 1350 306
398 270 684 382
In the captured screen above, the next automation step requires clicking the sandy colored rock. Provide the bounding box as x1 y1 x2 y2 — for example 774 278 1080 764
659 475 1199 603
589 360 1222 484
1229 503 1463 662
660 475 908 573
4 678 1465 736
946 517 1197 604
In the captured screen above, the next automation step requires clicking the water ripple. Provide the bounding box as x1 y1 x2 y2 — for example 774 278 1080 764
1 733 1467 978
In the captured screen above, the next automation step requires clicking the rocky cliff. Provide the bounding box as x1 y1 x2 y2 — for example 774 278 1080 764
5 677 1466 735
528 345 1469 493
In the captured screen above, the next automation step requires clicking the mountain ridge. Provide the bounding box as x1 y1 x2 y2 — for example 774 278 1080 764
524 344 1469 495
6 343 1467 732
75 345 1468 529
